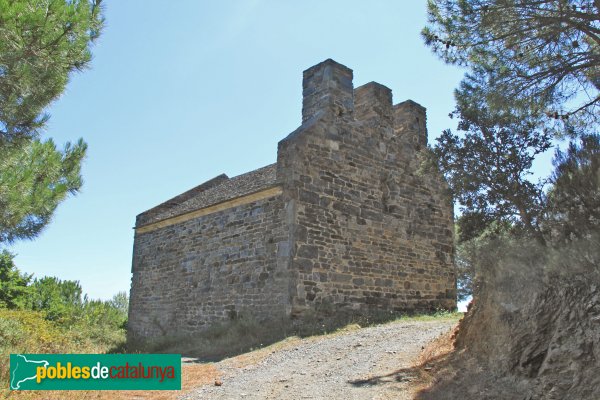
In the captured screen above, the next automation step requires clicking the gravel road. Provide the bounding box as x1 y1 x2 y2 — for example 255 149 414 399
183 319 456 400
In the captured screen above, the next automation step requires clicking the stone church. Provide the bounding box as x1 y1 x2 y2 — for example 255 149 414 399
128 59 456 341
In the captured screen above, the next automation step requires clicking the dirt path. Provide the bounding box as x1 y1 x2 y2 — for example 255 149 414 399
183 319 456 400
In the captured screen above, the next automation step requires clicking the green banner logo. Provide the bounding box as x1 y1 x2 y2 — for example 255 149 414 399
10 354 181 390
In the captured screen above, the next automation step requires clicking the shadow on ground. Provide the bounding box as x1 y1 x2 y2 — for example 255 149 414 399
348 351 449 389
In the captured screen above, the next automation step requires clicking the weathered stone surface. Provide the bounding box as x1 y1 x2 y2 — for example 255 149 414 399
128 59 456 343
420 241 600 400
129 195 289 339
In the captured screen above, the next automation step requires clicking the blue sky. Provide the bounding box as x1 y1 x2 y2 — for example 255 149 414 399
12 1 483 300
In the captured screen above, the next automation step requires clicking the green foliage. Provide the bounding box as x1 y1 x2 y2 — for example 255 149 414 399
0 0 104 141
454 222 511 301
423 0 600 123
0 259 128 358
455 244 474 302
446 133 600 298
0 118 87 247
433 79 552 243
392 310 463 322
0 0 102 246
25 276 129 346
547 134 600 241
108 291 129 319
0 308 125 399
0 309 70 354
0 251 31 309
454 224 600 302
77 298 127 349
423 0 599 304
28 276 83 321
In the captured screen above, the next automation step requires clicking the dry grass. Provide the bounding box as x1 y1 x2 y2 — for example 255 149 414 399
409 323 459 393
229 336 302 369
416 324 458 367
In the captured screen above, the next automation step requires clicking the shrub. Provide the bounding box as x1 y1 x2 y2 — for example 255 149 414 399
0 250 31 309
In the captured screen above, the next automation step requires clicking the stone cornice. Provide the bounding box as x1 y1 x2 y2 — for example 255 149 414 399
135 185 283 235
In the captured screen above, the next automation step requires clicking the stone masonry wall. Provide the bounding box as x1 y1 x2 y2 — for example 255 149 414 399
277 60 455 318
128 195 290 339
128 59 456 343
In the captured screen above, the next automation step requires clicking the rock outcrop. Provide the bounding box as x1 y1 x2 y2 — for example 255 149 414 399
419 237 600 400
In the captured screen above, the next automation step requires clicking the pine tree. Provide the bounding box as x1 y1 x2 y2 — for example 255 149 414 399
0 0 103 245
0 138 87 244
0 0 103 141
423 0 600 124
547 134 600 240
433 74 552 244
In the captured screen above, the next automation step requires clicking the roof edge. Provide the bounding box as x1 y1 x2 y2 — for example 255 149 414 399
135 184 283 232
136 173 229 226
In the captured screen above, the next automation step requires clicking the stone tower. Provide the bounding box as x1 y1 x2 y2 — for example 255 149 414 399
128 59 456 342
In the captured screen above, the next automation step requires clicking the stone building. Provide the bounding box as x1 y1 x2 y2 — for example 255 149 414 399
128 59 456 341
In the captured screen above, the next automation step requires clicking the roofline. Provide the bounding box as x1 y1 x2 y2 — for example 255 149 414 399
135 185 283 234
136 173 230 225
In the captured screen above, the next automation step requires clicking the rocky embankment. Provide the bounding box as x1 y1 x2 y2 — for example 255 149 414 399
419 239 600 400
